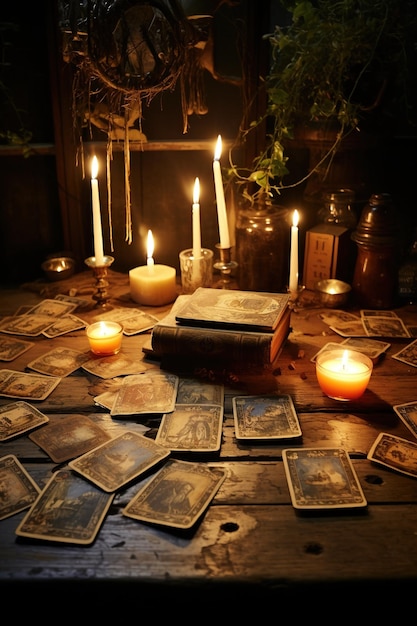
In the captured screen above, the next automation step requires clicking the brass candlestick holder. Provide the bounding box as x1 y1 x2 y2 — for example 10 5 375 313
85 255 114 308
213 244 238 288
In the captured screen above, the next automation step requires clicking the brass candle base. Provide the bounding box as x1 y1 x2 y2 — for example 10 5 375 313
213 244 238 289
85 256 115 308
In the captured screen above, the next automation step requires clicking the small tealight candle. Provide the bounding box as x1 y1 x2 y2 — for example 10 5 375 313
316 349 373 401
86 321 123 356
129 230 177 306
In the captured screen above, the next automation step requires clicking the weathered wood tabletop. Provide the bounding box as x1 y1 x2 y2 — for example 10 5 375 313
1 270 417 614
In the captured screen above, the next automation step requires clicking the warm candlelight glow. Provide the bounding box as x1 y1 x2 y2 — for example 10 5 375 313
193 177 200 205
316 349 373 401
90 155 104 266
289 209 299 293
213 135 230 248
192 177 202 263
86 321 123 356
91 155 98 180
147 230 155 269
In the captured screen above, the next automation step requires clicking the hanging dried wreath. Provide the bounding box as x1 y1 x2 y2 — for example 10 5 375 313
58 0 215 245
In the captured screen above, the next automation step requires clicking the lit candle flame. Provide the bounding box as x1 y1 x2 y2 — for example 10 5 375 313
341 350 349 371
147 230 154 269
292 209 299 227
193 177 200 204
214 135 222 161
91 155 98 180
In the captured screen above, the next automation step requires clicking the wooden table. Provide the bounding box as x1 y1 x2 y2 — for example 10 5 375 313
1 271 417 615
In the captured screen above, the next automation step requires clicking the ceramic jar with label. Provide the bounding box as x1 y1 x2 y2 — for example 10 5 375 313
351 193 400 309
235 203 290 292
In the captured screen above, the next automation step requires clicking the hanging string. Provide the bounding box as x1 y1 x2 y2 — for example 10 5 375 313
124 108 132 244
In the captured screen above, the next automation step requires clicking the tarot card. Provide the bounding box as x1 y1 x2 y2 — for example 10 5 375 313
310 342 347 363
283 447 367 509
27 346 90 377
0 454 41 520
0 336 34 361
93 306 136 323
367 432 417 478
361 315 410 338
29 415 111 463
329 320 367 337
25 298 77 317
42 314 87 338
119 312 159 335
69 431 170 492
341 336 391 357
360 309 399 319
54 293 89 310
392 339 417 367
82 354 147 379
318 310 360 326
176 378 224 405
393 401 417 440
233 394 302 440
0 369 61 400
0 314 55 336
15 469 114 544
0 400 49 441
111 372 179 416
122 458 226 529
156 404 223 452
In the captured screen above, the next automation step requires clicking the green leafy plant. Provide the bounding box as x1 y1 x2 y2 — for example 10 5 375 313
229 0 417 204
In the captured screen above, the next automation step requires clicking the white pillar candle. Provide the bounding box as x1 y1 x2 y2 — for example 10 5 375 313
213 135 230 248
91 156 105 266
192 177 202 260
129 230 177 306
289 209 299 292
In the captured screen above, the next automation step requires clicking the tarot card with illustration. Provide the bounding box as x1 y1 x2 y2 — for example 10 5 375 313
361 312 410 338
391 339 417 367
283 447 367 510
82 354 147 379
233 394 302 440
367 432 417 478
69 431 170 492
0 454 41 520
156 404 223 452
393 401 417 440
0 400 49 441
122 458 226 529
15 469 114 544
111 372 178 416
329 320 367 338
0 336 34 361
29 415 111 463
42 314 87 338
25 298 77 318
318 310 360 327
27 346 90 377
0 314 55 336
0 369 61 401
54 293 90 310
176 378 224 405
311 339 390 363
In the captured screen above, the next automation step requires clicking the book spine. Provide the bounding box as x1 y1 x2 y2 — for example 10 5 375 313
151 326 272 367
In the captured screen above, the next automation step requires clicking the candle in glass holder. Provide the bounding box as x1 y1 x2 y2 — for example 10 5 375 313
316 349 373 401
86 321 123 356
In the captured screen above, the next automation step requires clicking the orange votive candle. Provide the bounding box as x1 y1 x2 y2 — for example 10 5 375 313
316 349 373 401
86 321 123 356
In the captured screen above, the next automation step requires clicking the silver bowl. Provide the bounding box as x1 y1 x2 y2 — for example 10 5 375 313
315 278 352 308
41 257 75 282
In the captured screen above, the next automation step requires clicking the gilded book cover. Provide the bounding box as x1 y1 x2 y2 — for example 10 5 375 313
174 288 290 332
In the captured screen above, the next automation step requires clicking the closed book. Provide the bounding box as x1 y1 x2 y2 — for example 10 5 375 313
150 295 292 369
174 287 290 332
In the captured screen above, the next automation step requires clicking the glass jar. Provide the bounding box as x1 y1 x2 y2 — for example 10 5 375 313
235 203 290 292
317 189 357 228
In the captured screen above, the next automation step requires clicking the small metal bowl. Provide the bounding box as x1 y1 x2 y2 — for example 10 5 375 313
41 257 75 282
315 278 352 308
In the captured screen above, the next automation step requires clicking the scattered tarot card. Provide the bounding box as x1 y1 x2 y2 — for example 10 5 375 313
360 311 410 338
310 342 348 363
232 394 302 440
24 298 77 318
111 372 179 416
0 314 55 336
367 432 417 479
341 337 391 359
0 369 61 400
15 469 114 544
82 353 147 379
29 415 111 463
69 431 170 492
0 336 34 361
283 447 367 510
391 339 417 367
156 404 223 452
54 293 90 310
42 314 87 338
176 378 224 405
0 454 41 520
318 310 360 326
0 400 49 441
329 320 367 337
393 401 417 440
27 347 90 377
119 312 159 336
122 458 226 529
